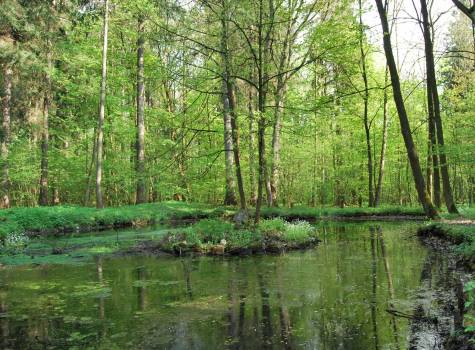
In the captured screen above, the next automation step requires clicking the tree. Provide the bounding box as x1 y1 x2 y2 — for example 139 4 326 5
1 64 12 209
135 13 147 204
96 0 110 209
419 0 458 213
374 0 438 218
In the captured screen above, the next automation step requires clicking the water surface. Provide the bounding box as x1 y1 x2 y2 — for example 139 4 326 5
0 222 442 349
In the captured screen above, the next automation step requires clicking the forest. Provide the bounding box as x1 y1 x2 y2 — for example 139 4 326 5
0 0 472 217
1 0 475 349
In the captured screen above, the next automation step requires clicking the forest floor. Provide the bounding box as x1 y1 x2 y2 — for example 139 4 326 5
0 202 449 239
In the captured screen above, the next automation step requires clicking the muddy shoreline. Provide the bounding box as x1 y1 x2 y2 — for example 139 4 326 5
416 231 474 349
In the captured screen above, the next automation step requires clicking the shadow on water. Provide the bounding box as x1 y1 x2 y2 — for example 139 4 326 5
0 221 469 349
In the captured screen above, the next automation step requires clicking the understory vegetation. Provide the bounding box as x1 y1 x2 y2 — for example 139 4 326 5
157 218 319 255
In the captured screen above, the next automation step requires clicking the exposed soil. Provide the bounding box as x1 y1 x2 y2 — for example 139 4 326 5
415 230 475 349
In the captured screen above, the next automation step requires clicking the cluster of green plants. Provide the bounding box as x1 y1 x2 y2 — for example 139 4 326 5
159 218 319 255
0 201 228 241
418 222 475 339
260 205 426 220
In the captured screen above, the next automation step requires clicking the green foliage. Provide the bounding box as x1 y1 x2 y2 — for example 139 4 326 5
0 201 223 240
159 217 319 255
282 221 317 243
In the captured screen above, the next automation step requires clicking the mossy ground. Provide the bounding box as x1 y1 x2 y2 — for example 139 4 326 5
150 218 319 256
0 201 231 239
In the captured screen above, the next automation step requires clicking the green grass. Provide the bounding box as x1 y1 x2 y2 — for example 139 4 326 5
158 218 319 255
0 201 231 239
260 205 426 220
418 223 475 259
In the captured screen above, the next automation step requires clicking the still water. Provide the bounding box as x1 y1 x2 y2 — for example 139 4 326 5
0 222 452 349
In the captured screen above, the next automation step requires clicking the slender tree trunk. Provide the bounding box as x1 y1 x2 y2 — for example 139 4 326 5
227 83 246 209
135 15 147 204
374 68 389 207
375 0 438 219
0 65 12 208
85 129 97 206
359 0 374 207
39 92 50 206
248 89 257 205
427 90 441 207
219 3 246 209
222 80 237 205
96 0 109 209
420 0 458 214
270 82 285 207
39 43 53 206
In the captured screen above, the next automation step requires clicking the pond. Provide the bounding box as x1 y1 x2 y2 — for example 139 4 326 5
0 222 459 349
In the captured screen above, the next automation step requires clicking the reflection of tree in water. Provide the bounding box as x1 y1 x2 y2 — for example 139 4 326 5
377 225 400 350
408 244 466 349
136 266 147 311
369 226 380 350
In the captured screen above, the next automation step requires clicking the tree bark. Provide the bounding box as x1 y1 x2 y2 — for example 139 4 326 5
0 65 12 209
420 0 458 214
39 39 53 206
374 68 389 207
220 1 246 209
270 82 285 207
359 0 374 207
374 0 438 219
222 79 237 205
135 15 147 204
248 89 257 205
427 88 441 207
96 0 109 209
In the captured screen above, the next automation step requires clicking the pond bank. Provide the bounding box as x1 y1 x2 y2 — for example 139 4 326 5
417 223 475 349
1 202 431 240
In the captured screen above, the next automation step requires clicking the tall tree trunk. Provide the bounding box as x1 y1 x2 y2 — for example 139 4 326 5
420 0 458 214
39 43 53 206
39 91 50 206
374 68 389 207
255 0 272 224
0 65 12 208
248 89 257 205
375 0 438 219
427 89 441 207
96 0 109 209
135 15 147 204
222 79 237 205
359 0 374 207
219 2 246 209
270 82 285 207
227 82 246 210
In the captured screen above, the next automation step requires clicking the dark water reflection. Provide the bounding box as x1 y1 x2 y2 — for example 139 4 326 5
0 222 447 349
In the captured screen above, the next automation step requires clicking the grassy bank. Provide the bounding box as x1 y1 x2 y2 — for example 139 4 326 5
150 218 319 256
0 203 436 243
0 201 231 240
417 222 475 345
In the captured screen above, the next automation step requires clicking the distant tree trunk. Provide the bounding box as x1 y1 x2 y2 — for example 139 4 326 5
375 0 438 219
135 15 147 204
270 81 285 207
39 91 50 206
0 65 12 209
39 44 53 206
227 82 246 210
96 0 109 209
248 89 257 205
374 68 389 207
420 0 458 214
219 2 246 209
427 90 441 207
222 79 237 205
359 0 374 207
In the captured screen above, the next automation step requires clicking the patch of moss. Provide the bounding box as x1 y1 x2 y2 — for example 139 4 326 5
154 218 319 256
